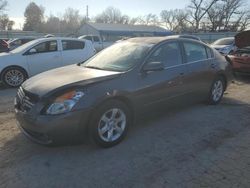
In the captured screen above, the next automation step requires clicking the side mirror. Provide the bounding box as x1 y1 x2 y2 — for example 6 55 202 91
29 48 37 54
143 61 164 72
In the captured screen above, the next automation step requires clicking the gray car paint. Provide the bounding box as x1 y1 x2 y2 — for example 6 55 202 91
15 36 232 144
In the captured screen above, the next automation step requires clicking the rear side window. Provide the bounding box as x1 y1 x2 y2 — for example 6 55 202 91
62 40 85 51
148 42 182 68
183 42 207 63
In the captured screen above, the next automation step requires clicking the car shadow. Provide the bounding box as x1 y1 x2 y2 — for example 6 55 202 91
233 73 250 84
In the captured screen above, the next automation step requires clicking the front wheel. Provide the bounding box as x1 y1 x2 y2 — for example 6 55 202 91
89 100 131 148
208 77 225 105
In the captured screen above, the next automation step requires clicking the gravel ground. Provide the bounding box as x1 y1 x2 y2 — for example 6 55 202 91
1 76 250 188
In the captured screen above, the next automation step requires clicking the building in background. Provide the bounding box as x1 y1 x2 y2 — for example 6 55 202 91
78 23 172 42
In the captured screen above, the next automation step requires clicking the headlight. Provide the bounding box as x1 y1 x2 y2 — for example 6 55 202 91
46 90 84 115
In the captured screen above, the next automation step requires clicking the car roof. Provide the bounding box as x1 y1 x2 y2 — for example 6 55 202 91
176 35 201 41
33 37 87 42
126 35 205 45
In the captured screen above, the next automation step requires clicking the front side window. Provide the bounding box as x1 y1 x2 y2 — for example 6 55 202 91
31 41 57 53
183 42 207 63
62 40 85 51
147 42 182 67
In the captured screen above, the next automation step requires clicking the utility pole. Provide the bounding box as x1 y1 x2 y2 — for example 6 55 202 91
86 5 89 21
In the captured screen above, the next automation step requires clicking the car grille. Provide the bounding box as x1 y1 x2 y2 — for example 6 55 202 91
16 87 37 112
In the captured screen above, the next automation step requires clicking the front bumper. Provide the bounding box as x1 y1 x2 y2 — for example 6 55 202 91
15 108 91 145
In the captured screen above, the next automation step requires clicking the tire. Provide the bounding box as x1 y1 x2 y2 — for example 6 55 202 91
208 76 225 105
89 100 131 148
1 67 27 87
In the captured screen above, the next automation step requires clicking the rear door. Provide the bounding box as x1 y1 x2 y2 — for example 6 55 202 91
61 40 88 66
181 41 214 96
136 41 187 107
25 40 62 76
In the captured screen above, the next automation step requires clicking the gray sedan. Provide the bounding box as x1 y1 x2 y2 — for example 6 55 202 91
15 36 232 147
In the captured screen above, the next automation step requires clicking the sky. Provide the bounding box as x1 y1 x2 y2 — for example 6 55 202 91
6 0 189 29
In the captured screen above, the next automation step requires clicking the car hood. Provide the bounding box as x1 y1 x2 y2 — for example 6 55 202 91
210 44 230 49
22 65 122 97
235 30 250 48
0 52 13 57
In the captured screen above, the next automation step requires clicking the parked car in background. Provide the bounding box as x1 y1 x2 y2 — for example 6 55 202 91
78 35 113 52
229 47 250 73
8 37 37 50
0 37 96 87
228 30 250 73
0 39 9 53
210 37 236 55
15 36 232 147
44 34 55 38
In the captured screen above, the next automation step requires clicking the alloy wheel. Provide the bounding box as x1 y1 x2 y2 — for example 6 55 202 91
212 80 223 102
4 69 25 87
98 108 126 142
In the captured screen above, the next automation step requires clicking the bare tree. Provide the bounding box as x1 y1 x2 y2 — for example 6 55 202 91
137 14 159 25
0 13 8 30
188 0 219 31
7 20 14 30
222 0 245 29
0 0 7 13
238 12 250 31
129 17 138 25
207 3 225 31
95 7 130 24
160 9 190 32
42 15 61 33
62 8 82 33
160 10 176 30
206 0 249 31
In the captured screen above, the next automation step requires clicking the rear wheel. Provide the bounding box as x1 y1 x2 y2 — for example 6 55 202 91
1 67 27 87
208 77 225 105
89 100 131 148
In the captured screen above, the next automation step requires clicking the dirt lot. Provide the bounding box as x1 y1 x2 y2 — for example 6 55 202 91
1 76 250 188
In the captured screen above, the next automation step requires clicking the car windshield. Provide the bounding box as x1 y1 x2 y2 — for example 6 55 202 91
83 41 153 72
212 38 234 45
10 39 39 53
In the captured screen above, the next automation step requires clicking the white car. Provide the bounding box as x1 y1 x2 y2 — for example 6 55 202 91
78 35 113 52
0 37 96 87
210 37 236 55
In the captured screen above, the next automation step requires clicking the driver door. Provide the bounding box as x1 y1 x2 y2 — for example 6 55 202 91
135 41 187 108
25 40 62 76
